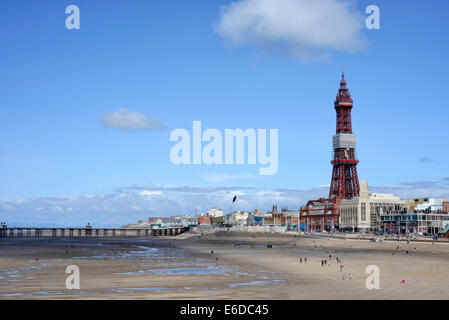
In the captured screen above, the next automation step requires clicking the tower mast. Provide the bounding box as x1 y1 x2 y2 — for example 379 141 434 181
329 72 360 199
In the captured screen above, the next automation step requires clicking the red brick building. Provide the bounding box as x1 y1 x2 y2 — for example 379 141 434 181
444 201 449 213
300 198 341 232
197 214 211 225
262 205 300 227
149 217 169 224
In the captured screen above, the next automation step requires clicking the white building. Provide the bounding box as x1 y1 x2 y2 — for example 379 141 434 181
339 180 408 232
226 211 250 225
207 208 224 217
415 198 446 212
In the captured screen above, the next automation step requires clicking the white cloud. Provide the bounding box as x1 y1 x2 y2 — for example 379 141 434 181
214 0 366 61
139 190 163 196
199 172 258 183
101 108 165 131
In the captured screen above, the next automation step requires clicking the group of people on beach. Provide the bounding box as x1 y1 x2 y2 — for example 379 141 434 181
298 252 353 281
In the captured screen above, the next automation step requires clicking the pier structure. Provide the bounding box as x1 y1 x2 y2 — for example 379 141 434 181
0 227 188 238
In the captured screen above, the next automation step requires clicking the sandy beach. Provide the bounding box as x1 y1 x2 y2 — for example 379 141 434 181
1 232 449 299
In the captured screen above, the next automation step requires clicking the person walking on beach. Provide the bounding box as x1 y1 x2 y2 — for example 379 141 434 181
336 256 339 263
211 250 214 254
349 273 352 280
321 260 324 267
299 257 303 263
304 256 307 263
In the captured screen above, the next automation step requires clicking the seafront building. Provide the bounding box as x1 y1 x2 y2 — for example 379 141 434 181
300 199 339 232
408 198 447 212
197 214 212 225
225 211 250 225
259 206 300 230
380 197 448 235
281 209 301 230
122 214 197 229
339 181 408 232
246 210 272 226
207 208 224 217
220 206 300 229
338 182 448 235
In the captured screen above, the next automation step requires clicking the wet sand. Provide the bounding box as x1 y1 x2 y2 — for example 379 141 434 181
1 232 449 299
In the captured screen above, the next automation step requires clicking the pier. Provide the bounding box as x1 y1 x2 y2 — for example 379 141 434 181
0 226 189 238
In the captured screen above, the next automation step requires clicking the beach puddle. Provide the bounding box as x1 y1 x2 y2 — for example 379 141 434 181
108 287 177 293
1 290 101 297
0 268 29 284
120 266 233 276
2 293 34 297
73 245 186 261
228 280 272 288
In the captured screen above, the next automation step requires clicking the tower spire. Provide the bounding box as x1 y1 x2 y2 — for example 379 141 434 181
340 65 347 88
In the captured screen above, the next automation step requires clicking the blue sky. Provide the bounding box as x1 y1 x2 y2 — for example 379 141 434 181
0 0 448 226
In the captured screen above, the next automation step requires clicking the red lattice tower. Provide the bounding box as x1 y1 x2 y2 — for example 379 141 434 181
329 73 360 199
